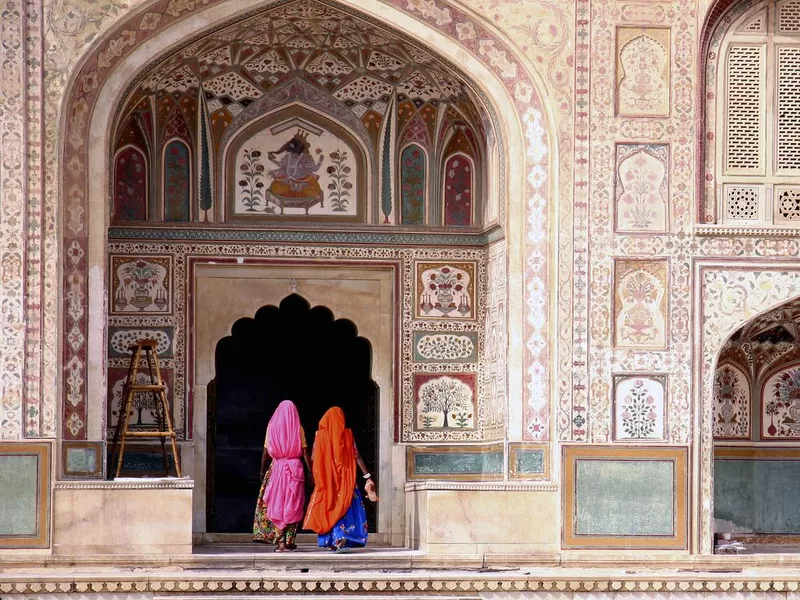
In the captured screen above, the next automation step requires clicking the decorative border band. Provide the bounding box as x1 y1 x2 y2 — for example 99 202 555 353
405 481 558 492
4 577 800 593
54 479 194 490
695 225 800 238
108 227 504 246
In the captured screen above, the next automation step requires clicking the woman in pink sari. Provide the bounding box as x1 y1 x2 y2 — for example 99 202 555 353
253 400 312 551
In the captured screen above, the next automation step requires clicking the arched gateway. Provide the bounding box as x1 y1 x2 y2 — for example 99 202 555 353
52 0 555 556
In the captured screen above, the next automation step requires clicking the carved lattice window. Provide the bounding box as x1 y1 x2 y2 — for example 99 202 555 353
776 185 800 220
714 0 800 226
725 185 761 220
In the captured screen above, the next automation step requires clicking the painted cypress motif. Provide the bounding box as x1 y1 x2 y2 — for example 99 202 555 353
381 104 393 223
400 145 426 225
164 141 191 221
114 147 147 221
198 95 213 221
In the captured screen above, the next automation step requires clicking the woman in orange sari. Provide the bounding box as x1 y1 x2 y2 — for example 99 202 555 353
303 407 375 551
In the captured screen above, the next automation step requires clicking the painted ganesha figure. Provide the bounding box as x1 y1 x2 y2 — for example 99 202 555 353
266 131 325 214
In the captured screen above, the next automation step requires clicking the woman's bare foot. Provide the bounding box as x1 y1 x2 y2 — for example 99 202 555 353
275 542 287 552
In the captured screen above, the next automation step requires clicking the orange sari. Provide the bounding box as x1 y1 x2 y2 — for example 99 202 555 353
303 407 356 534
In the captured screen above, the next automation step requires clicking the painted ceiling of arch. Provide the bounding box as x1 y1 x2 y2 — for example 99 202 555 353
719 300 800 380
118 0 487 154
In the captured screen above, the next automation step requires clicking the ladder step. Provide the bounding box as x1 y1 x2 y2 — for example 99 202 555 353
122 431 177 438
128 385 166 391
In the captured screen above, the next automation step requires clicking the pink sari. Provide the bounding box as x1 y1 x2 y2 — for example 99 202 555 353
263 400 305 529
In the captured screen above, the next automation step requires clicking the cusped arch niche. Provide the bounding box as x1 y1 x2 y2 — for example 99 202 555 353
109 0 493 229
223 105 370 222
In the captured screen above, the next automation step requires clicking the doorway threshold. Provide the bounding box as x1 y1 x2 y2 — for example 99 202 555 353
195 533 396 547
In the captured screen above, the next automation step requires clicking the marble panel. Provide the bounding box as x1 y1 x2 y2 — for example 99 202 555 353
417 488 559 553
407 444 503 480
0 443 50 548
714 447 800 534
508 443 549 480
62 441 103 478
563 445 687 549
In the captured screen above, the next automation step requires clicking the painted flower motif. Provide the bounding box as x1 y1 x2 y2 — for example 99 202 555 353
138 12 162 30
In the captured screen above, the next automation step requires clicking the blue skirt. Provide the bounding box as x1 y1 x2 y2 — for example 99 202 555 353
317 487 369 548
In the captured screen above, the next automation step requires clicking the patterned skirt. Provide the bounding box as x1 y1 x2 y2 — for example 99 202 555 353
252 464 299 544
317 487 369 549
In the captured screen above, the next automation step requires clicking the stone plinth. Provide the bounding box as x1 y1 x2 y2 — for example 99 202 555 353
404 482 558 555
52 478 193 555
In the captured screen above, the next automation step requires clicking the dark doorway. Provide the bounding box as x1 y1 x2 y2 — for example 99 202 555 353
206 294 379 534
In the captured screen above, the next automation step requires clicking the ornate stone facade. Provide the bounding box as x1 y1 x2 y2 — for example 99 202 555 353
2 0 800 563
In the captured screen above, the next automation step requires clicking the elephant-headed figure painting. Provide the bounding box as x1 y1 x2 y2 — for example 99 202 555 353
231 118 364 221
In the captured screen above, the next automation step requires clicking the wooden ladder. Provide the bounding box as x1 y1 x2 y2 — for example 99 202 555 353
109 339 182 478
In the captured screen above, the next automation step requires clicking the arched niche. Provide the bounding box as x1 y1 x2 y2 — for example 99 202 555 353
699 264 800 553
222 105 370 223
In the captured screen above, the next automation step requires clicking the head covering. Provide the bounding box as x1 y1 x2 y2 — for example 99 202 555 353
263 400 305 529
303 407 356 533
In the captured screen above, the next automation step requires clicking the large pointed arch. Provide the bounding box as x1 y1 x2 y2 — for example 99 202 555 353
58 0 556 475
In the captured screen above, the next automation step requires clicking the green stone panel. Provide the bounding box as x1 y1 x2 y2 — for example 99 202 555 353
0 455 39 536
66 447 98 474
514 449 545 474
414 451 503 475
715 459 800 533
575 459 674 536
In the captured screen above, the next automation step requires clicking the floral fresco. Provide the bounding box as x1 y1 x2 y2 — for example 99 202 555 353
400 145 426 225
113 147 147 221
613 375 666 441
616 28 670 117
415 262 475 319
763 364 800 439
713 363 750 439
110 256 171 315
614 259 668 349
615 144 669 233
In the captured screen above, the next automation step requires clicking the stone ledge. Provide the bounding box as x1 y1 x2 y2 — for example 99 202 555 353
54 477 194 490
404 481 558 492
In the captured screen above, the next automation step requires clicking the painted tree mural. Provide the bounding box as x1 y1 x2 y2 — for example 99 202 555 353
418 375 473 428
164 140 191 221
400 144 426 225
